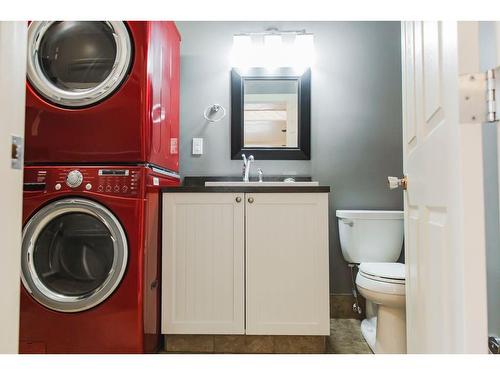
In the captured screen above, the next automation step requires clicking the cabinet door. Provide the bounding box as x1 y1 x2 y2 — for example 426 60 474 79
162 193 245 334
245 193 330 335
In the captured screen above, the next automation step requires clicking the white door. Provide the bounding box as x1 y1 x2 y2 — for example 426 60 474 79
0 22 27 354
401 21 489 353
245 193 330 335
162 193 245 334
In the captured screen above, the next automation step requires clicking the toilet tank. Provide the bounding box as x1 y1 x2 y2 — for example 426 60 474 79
336 210 404 264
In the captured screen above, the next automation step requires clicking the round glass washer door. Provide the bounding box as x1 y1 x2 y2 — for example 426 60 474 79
27 21 132 108
21 198 128 313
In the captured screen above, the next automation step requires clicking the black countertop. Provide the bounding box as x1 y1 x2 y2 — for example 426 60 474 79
162 176 331 193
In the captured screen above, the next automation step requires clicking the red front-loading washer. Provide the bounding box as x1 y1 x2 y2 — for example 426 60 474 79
24 21 180 172
19 165 178 354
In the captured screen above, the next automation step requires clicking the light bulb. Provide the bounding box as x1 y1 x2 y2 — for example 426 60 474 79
264 34 283 69
232 35 252 68
293 34 315 72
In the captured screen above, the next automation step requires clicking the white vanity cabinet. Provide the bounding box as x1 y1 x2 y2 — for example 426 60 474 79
161 193 245 334
162 192 329 336
245 193 330 335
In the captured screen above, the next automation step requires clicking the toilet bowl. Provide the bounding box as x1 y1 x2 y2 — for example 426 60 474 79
336 210 406 354
356 262 406 354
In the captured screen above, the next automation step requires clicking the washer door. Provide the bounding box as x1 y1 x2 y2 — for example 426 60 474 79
27 21 132 108
21 198 128 312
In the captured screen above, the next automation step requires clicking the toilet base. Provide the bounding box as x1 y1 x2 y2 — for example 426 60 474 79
356 276 407 354
375 304 406 354
360 317 376 352
361 305 406 354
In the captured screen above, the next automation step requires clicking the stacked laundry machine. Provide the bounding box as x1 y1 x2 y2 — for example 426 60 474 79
19 21 181 353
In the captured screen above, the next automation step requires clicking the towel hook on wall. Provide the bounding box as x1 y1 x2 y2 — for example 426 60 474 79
203 104 227 123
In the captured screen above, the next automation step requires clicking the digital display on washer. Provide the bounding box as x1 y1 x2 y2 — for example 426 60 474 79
98 169 130 176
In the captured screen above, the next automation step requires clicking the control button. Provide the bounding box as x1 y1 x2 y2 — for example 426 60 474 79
66 170 83 188
55 183 61 191
105 185 111 192
122 186 128 193
97 185 104 192
85 183 92 191
114 185 120 192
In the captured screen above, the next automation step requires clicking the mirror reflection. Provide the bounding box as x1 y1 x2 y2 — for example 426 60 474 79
243 79 298 148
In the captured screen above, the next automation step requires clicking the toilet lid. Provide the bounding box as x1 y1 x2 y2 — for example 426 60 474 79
359 262 405 282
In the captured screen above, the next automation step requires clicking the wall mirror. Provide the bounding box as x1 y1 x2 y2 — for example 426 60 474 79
231 68 311 160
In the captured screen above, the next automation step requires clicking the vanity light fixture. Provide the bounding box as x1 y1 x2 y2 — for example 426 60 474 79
293 34 315 72
231 29 314 72
263 34 283 68
231 35 253 68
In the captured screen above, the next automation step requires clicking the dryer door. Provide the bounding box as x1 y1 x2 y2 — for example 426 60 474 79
27 21 132 108
21 198 128 312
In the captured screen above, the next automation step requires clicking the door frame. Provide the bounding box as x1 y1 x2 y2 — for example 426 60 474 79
0 21 27 354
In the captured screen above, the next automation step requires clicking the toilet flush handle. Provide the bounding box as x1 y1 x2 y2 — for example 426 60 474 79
341 218 354 227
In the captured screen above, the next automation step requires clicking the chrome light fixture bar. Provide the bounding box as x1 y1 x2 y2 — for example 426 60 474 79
233 28 310 37
231 28 315 70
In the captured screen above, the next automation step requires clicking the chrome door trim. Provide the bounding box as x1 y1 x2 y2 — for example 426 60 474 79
21 198 128 312
26 21 132 107
148 165 180 179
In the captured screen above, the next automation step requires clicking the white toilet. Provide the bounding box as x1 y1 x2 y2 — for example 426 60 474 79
336 210 406 354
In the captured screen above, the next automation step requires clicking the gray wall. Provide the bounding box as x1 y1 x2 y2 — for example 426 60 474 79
177 21 403 294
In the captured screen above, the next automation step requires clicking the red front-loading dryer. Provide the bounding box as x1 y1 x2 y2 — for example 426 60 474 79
24 21 180 172
19 165 178 354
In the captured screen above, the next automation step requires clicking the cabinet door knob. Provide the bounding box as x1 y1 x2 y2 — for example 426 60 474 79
235 196 242 203
248 197 254 203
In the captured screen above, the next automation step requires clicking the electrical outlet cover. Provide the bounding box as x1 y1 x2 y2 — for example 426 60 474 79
192 138 203 155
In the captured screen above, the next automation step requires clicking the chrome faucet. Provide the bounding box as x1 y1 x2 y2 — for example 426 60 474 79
257 168 263 182
242 154 254 182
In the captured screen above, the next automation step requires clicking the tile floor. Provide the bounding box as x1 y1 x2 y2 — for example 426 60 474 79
161 319 372 354
327 318 372 354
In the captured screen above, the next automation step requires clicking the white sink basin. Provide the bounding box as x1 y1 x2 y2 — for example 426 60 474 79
204 181 319 187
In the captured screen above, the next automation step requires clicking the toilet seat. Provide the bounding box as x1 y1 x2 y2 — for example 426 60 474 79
359 262 405 284
357 272 406 296
357 262 406 296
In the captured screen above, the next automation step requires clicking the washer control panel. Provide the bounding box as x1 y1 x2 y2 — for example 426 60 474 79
23 167 142 196
95 169 140 195
66 170 83 188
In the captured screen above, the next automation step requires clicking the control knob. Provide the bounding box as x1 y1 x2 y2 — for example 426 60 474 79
66 170 83 188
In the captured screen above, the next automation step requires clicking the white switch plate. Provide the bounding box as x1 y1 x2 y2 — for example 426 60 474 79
192 138 203 155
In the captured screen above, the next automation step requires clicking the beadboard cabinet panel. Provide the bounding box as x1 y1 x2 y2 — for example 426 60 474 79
245 193 330 335
162 193 245 334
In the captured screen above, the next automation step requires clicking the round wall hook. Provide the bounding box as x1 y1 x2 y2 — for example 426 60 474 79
203 104 226 123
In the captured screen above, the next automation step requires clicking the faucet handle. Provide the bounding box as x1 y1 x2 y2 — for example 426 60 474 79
257 168 263 182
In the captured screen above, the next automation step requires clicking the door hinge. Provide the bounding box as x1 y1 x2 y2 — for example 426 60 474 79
459 66 500 124
487 68 497 122
11 135 23 170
